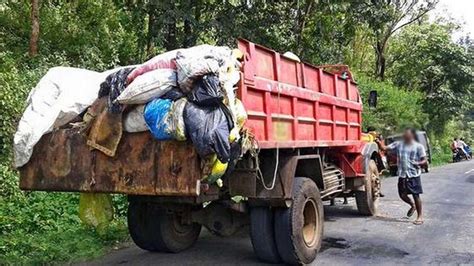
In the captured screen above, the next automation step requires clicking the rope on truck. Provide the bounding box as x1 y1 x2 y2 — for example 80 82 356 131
256 83 281 191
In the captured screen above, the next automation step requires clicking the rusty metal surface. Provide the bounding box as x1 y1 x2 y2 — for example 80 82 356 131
227 169 257 197
19 129 202 196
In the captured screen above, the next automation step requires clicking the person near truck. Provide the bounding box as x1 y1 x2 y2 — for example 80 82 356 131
375 128 427 225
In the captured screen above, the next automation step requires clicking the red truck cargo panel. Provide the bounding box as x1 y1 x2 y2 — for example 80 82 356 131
237 39 363 149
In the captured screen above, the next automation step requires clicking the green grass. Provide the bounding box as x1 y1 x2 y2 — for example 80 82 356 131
0 164 130 264
1 219 128 264
0 191 129 264
431 150 452 167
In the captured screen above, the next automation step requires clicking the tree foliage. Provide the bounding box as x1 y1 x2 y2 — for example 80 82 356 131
358 75 427 133
351 0 438 79
388 21 474 134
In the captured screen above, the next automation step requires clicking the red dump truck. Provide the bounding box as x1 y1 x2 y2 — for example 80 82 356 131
19 39 384 265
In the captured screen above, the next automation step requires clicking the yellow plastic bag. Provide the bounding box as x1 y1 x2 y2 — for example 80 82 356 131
229 99 248 143
235 99 247 128
203 154 228 184
79 193 113 231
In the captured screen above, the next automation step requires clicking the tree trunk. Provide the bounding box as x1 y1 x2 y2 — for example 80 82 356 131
146 2 158 57
182 0 193 48
182 0 202 47
375 40 386 80
29 0 40 57
295 0 315 55
163 0 177 51
132 0 147 61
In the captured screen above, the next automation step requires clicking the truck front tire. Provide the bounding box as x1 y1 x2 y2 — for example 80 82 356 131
355 160 380 216
274 177 324 265
127 199 201 253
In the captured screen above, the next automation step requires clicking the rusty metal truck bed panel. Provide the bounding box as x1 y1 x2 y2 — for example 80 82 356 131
19 129 202 196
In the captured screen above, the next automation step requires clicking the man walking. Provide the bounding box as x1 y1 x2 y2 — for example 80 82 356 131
376 128 427 225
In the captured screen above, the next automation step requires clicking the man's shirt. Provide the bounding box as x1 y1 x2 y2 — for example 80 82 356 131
388 140 426 178
451 141 459 150
458 140 467 148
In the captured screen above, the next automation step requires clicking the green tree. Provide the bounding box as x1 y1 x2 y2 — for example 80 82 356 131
388 21 474 134
351 0 437 79
357 75 428 134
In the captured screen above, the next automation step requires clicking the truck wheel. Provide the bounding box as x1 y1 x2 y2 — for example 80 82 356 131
249 207 281 263
274 177 324 265
127 199 201 253
355 160 380 216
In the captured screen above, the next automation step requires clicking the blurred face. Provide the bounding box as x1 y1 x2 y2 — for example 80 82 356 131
403 130 415 143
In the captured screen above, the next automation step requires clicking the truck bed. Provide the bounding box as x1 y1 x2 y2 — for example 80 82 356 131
237 39 363 149
19 128 202 196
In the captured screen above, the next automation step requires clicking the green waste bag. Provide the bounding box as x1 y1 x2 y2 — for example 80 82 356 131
79 193 113 231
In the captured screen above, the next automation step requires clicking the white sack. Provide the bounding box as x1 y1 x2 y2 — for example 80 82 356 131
115 68 176 104
175 45 232 92
123 105 148 133
13 67 117 168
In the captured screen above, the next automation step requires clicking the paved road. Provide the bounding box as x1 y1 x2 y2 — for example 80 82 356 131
87 160 474 265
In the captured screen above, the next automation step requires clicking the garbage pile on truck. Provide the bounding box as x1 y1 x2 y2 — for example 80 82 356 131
14 44 249 186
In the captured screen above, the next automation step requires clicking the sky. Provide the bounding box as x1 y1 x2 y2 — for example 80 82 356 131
433 0 474 38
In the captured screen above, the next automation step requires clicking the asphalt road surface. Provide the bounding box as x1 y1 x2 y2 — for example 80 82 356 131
86 160 474 265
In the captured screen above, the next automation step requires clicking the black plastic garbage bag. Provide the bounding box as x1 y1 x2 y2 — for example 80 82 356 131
188 74 223 107
184 102 233 162
98 67 135 113
225 141 243 174
160 87 185 101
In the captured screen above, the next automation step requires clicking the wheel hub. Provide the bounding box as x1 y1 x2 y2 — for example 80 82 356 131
172 213 194 236
302 199 317 247
368 163 381 199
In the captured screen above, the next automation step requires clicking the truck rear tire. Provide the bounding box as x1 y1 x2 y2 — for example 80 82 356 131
274 177 324 265
355 160 379 216
127 199 201 253
249 207 281 263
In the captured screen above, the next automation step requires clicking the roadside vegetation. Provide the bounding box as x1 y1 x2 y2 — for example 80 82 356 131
0 1 472 264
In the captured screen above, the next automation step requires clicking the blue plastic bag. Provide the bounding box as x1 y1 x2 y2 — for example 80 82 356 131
144 98 173 140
